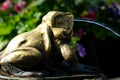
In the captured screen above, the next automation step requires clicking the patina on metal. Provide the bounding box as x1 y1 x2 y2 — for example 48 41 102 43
0 11 106 80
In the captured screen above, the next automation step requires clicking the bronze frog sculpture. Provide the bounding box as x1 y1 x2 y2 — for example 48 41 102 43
0 11 100 77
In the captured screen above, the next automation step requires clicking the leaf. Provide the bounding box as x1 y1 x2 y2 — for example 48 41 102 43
70 36 79 51
29 0 45 7
0 18 3 23
13 15 21 22
33 12 42 19
16 0 22 4
74 0 84 5
0 23 13 35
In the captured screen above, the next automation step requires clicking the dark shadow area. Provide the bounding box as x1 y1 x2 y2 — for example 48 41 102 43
78 34 120 78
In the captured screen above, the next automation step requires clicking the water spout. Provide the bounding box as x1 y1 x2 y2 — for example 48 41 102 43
74 18 120 37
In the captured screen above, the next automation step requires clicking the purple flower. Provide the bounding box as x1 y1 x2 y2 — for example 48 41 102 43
112 2 119 17
10 13 13 17
89 7 98 12
76 43 86 58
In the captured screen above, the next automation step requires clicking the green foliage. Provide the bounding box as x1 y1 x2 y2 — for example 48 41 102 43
0 0 43 50
70 36 79 51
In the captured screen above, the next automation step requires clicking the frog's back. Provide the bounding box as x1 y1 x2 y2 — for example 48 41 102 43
1 30 41 58
2 31 31 54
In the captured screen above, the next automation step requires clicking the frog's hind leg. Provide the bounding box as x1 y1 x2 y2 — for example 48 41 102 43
1 63 48 77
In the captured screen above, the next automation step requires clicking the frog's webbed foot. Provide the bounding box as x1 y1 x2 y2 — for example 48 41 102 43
1 63 49 77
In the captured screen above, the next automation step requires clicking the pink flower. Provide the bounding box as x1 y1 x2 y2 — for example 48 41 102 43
82 11 96 20
77 28 84 38
0 0 11 11
74 28 84 38
14 1 26 12
20 1 26 7
14 4 21 12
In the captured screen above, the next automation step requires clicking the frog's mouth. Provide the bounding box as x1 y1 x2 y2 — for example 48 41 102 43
52 28 71 39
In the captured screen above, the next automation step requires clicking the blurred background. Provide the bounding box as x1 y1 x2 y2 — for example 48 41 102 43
0 0 120 79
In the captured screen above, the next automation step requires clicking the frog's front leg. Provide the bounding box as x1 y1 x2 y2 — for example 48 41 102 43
60 43 102 74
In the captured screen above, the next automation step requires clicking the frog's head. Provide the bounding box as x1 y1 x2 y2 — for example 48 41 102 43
42 11 74 39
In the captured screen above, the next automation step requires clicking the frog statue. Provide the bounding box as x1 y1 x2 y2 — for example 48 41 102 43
0 11 101 77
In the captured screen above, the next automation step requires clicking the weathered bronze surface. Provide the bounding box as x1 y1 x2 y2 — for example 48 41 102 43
0 11 106 79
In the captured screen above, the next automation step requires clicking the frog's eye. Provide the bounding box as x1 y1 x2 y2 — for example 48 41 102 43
53 15 65 28
57 18 64 24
